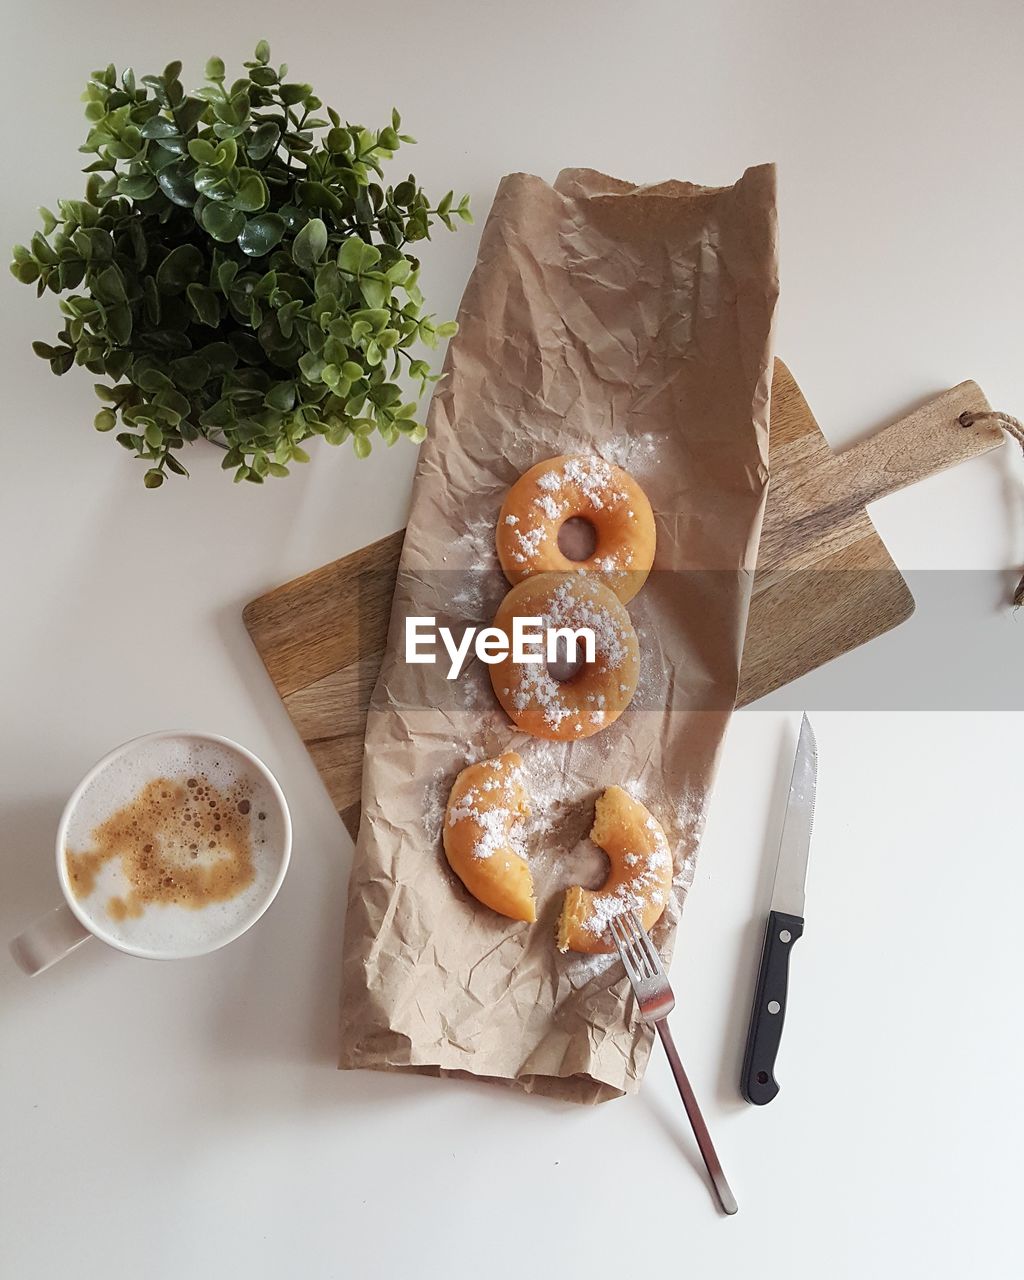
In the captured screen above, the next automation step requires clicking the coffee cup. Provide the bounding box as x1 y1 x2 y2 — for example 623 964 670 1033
9 730 292 975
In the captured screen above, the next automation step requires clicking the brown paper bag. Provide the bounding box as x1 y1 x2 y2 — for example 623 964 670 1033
339 166 778 1103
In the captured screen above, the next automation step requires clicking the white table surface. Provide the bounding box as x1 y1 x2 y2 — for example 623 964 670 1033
2 3 1022 1276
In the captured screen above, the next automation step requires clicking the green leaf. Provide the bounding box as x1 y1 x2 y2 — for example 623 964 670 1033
246 121 279 161
94 409 117 431
292 216 328 270
326 127 351 154
156 162 197 207
213 137 238 170
279 83 310 106
298 352 327 384
193 166 235 201
11 260 39 284
156 243 204 292
339 236 380 275
359 277 388 309
276 298 302 338
254 39 271 65
140 116 180 140
164 454 189 476
353 434 371 459
187 138 218 164
205 56 226 81
436 321 459 339
198 341 238 373
186 282 221 326
201 202 246 242
233 168 268 213
117 173 158 200
169 354 210 389
264 381 296 411
385 258 413 285
297 180 344 214
106 350 132 379
143 469 164 488
217 260 239 294
29 232 55 264
176 97 208 134
237 213 285 257
93 264 127 303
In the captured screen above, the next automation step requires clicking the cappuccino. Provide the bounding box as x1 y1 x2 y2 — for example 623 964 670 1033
62 734 287 958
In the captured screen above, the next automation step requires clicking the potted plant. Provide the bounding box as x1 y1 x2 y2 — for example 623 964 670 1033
10 41 470 486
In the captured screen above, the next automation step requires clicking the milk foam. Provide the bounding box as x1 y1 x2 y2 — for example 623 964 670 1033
63 735 287 957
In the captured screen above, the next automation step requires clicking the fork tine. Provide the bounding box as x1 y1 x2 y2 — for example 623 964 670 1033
609 916 640 982
618 910 655 980
612 912 639 974
609 911 647 977
629 909 663 977
611 915 648 984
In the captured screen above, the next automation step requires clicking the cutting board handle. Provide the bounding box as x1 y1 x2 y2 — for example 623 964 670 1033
837 380 1004 507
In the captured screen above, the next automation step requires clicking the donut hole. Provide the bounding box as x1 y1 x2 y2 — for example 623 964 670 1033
546 632 587 683
557 517 597 562
569 837 611 890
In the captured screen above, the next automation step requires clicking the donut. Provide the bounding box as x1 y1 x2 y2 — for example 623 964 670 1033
488 573 640 741
557 786 673 954
496 455 656 604
442 752 536 922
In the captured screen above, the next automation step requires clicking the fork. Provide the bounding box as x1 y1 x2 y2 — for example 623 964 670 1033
610 911 738 1216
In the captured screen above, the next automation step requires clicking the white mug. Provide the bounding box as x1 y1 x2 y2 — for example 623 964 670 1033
9 731 292 975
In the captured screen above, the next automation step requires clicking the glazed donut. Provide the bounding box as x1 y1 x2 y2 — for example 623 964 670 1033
443 751 536 923
557 786 673 954
489 573 640 741
496 455 656 604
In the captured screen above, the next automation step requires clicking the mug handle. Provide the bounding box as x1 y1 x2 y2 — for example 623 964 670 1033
9 903 92 976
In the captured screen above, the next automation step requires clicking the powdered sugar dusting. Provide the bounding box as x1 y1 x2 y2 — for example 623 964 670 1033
597 433 659 474
507 579 633 732
503 455 636 579
446 755 527 861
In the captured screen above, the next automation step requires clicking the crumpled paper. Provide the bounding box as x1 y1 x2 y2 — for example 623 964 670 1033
339 166 778 1103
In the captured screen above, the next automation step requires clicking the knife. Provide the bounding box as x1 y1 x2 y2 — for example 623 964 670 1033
741 713 817 1105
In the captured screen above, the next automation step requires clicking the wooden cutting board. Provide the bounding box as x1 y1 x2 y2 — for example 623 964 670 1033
244 360 1002 837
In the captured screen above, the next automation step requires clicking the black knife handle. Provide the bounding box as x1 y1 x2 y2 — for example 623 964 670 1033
741 909 804 1105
